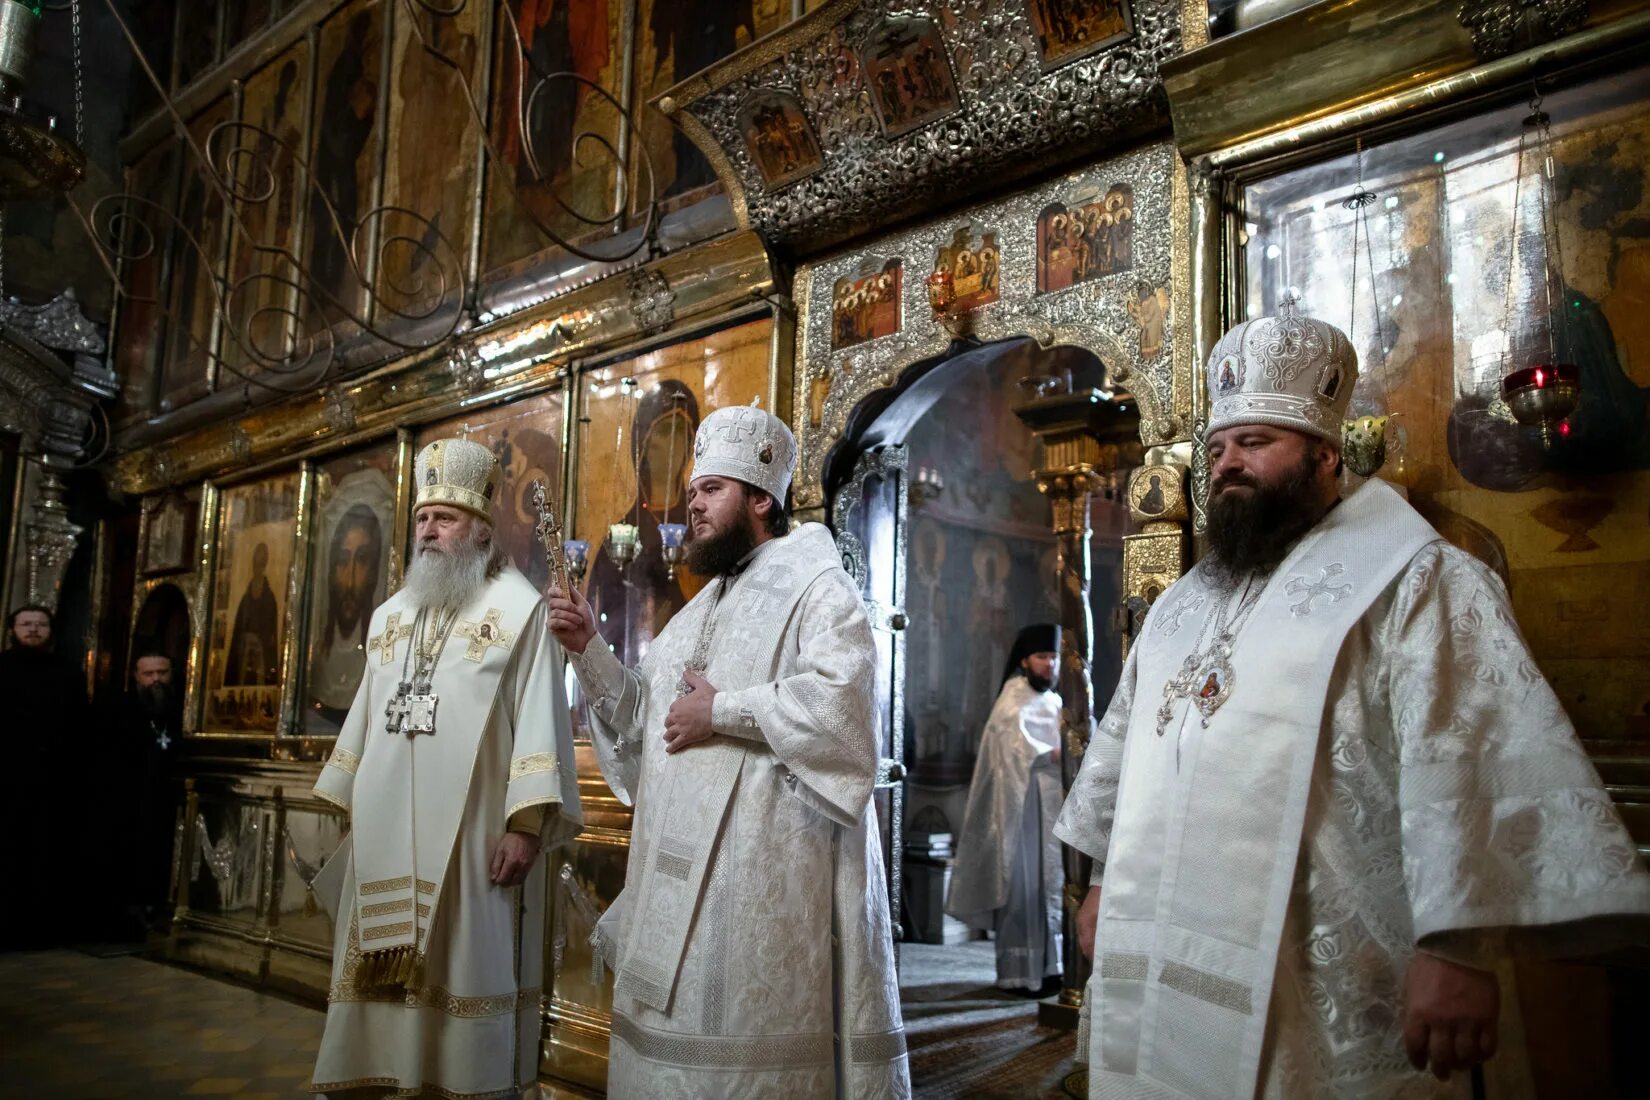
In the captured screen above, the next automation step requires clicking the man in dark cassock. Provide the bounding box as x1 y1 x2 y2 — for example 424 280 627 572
1 606 88 947
102 649 185 936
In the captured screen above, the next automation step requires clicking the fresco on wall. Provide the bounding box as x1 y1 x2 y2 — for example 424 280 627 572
832 258 902 349
575 318 773 665
303 444 398 737
632 0 784 213
1242 68 1650 741
484 0 625 274
860 16 960 140
306 0 385 316
1036 184 1135 293
205 472 300 733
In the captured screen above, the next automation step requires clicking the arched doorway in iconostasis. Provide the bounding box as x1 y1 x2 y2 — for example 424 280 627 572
822 336 1139 993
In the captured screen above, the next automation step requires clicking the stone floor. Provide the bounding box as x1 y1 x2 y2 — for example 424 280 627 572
0 943 1080 1098
0 947 322 1097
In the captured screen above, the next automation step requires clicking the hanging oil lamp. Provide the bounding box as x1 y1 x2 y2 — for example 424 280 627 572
1337 139 1392 478
654 390 689 580
1498 88 1580 449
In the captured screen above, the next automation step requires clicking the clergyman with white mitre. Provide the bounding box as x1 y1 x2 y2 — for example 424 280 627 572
310 437 582 1098
548 402 911 1098
1055 301 1650 1099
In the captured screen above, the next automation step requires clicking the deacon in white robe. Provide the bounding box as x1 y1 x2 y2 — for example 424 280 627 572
1056 304 1650 1100
550 404 910 1099
311 438 582 1099
947 623 1065 991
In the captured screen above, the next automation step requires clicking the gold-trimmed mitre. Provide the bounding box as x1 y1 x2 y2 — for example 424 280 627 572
414 438 499 522
691 403 797 503
1205 299 1358 446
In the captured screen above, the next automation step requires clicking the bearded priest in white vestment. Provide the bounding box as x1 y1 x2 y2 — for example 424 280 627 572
1056 303 1650 1100
548 404 910 1099
947 622 1065 992
310 438 582 1099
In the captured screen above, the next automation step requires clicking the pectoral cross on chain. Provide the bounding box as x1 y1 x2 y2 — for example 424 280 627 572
385 680 439 737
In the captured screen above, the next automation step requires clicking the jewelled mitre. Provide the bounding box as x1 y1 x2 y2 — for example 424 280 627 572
414 438 500 522
1205 299 1358 445
691 402 797 502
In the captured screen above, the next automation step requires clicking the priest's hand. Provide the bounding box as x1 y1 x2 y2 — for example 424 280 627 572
1077 886 1101 960
664 669 717 754
546 583 597 655
1402 951 1500 1080
490 831 539 887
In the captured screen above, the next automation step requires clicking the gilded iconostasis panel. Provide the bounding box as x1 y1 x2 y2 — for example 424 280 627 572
631 0 790 214
162 96 236 411
204 471 303 735
112 141 180 425
574 317 774 665
307 0 387 317
483 0 627 275
415 389 569 590
225 38 312 375
303 443 401 737
1243 67 1650 742
382 0 485 312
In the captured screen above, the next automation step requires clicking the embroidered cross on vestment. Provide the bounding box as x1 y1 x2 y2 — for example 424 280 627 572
369 612 413 665
457 609 516 662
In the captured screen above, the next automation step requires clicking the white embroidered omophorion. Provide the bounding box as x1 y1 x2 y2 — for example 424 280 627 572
1057 484 1650 1100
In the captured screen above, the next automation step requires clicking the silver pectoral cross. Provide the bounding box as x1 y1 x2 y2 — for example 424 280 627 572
385 681 412 735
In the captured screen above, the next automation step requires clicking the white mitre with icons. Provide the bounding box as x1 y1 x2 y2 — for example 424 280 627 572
1205 299 1359 445
691 401 798 502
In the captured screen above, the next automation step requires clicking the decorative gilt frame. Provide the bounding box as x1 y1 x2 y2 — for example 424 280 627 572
791 141 1191 516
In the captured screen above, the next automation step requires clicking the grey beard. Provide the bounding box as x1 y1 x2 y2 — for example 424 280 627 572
403 532 489 611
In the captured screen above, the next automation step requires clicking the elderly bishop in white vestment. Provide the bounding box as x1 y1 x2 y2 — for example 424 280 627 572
553 404 910 1099
310 439 582 1098
1056 304 1650 1100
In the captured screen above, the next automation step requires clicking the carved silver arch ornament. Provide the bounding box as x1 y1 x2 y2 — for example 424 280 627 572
657 0 1185 256
792 142 1185 514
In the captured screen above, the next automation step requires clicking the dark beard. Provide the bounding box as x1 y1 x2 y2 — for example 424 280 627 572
1205 453 1328 585
1025 671 1055 694
685 516 758 577
139 681 174 721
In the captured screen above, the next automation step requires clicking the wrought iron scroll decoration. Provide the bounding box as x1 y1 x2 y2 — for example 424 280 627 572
72 0 662 404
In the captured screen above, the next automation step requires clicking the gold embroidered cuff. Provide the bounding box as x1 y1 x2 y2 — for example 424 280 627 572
509 752 560 781
326 748 361 774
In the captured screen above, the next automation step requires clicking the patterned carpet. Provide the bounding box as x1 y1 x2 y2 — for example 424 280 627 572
901 940 1083 1099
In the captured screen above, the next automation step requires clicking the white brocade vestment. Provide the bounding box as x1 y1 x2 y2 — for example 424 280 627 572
572 523 911 1100
947 675 1064 990
1055 479 1650 1100
310 563 583 1098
